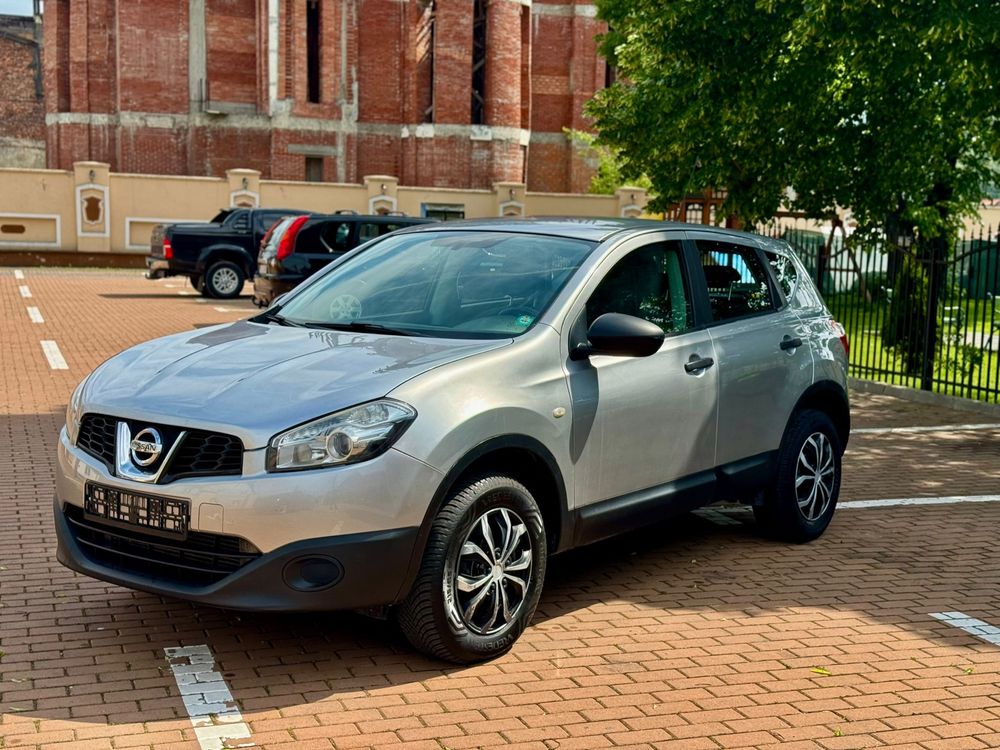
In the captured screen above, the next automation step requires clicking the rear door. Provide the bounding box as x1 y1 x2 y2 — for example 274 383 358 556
687 231 813 471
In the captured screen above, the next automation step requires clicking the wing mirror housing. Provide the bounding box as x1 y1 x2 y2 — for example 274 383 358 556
570 313 665 360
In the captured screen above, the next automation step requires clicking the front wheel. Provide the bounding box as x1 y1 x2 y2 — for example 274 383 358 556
203 261 245 299
754 409 842 543
397 475 546 663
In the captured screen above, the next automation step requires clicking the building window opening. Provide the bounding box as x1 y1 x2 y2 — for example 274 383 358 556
422 203 465 221
305 156 324 182
417 0 436 123
471 0 487 125
306 0 321 103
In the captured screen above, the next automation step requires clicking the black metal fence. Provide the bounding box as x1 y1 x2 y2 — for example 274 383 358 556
758 220 1000 404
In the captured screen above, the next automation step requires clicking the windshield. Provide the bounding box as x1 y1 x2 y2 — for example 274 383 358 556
276 230 596 338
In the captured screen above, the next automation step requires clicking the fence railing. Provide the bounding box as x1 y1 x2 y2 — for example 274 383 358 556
758 220 1000 404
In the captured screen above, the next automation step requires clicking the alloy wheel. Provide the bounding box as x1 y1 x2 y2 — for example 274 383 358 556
448 507 532 636
212 267 240 296
795 431 835 521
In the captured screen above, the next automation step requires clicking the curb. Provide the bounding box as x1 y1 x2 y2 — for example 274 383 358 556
849 377 1000 417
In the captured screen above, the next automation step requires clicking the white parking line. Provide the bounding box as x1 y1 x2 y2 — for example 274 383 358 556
18 285 31 298
178 290 196 296
930 611 1000 646
26 306 44 324
40 340 68 370
164 645 254 750
839 494 1000 509
213 306 236 313
14 269 24 279
855 423 1000 434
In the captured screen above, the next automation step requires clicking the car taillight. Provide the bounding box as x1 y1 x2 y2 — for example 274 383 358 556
831 319 849 356
162 237 173 259
276 216 309 261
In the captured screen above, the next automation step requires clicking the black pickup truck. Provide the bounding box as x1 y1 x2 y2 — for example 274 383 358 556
146 208 306 299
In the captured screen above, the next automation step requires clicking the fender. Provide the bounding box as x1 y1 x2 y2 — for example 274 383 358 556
196 244 255 277
392 435 572 604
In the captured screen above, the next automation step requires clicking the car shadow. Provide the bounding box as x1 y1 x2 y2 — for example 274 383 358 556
4 410 1000 732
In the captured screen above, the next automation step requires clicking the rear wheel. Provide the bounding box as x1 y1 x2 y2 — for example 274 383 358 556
754 409 842 543
203 261 244 299
397 475 546 663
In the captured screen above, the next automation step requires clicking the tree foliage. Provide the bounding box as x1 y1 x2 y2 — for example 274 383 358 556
565 129 652 195
588 0 1000 237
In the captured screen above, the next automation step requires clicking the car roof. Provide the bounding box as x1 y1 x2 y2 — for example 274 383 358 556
394 216 768 244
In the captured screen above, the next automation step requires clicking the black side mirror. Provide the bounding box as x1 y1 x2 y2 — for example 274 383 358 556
570 313 665 360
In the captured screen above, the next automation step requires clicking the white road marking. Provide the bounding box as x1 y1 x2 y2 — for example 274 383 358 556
18 285 31 298
164 645 254 750
854 423 1000 434
40 340 68 370
839 494 1000 509
164 283 178 288
13 269 24 279
930 612 1000 646
195 297 209 304
213 306 236 313
178 290 196 296
26 306 44 323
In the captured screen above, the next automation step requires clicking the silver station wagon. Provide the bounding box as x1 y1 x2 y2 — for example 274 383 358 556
55 218 850 663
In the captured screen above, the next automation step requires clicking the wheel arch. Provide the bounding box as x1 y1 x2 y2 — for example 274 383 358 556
394 435 570 604
198 245 254 278
791 380 850 450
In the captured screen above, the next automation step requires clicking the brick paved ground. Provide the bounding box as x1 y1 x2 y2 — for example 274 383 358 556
3 268 1000 750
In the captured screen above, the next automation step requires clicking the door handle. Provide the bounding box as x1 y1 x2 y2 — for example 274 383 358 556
684 355 715 373
780 336 803 351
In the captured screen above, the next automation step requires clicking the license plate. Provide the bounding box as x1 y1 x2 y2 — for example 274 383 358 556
84 482 190 538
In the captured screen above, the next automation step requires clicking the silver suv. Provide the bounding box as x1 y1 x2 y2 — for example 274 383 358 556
55 219 849 663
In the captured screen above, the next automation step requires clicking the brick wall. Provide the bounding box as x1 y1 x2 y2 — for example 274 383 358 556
40 0 606 192
0 15 45 168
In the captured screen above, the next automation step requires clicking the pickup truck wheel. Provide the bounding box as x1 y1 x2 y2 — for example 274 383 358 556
397 475 546 663
189 275 209 296
204 261 244 299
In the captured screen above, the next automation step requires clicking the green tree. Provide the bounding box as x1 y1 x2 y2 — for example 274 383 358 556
588 0 999 232
565 129 652 195
588 0 1000 387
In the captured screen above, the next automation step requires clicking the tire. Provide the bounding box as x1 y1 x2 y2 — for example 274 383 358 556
754 409 842 543
397 475 547 663
203 261 245 299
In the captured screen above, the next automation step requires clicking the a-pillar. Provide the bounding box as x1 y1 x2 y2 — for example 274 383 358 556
74 161 111 253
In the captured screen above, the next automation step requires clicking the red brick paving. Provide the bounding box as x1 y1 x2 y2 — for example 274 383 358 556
3 269 1000 749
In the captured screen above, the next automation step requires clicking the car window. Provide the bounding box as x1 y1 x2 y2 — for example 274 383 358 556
764 250 798 300
697 239 775 322
586 241 692 334
255 211 286 233
278 231 596 338
358 223 381 242
318 221 352 253
230 212 250 232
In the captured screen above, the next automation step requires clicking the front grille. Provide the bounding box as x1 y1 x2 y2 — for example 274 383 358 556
64 505 261 586
75 414 244 483
167 431 244 481
77 414 117 471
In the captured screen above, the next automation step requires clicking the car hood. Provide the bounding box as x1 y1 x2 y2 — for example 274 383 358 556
81 321 511 449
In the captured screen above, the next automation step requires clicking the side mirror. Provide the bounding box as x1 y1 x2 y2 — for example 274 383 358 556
570 313 665 360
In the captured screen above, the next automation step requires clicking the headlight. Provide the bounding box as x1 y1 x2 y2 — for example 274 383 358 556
65 376 90 444
267 399 416 472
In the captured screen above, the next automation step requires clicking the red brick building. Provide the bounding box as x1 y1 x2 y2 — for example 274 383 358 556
42 0 609 192
0 12 45 168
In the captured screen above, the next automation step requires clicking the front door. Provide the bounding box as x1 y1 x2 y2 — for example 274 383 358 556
565 234 719 528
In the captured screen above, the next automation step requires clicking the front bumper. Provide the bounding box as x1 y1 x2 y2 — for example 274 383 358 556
55 427 443 610
54 497 418 611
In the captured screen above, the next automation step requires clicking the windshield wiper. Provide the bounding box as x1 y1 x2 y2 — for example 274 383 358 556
252 307 307 327
302 320 422 336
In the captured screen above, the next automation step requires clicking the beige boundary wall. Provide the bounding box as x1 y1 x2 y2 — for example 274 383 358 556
0 163 650 255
